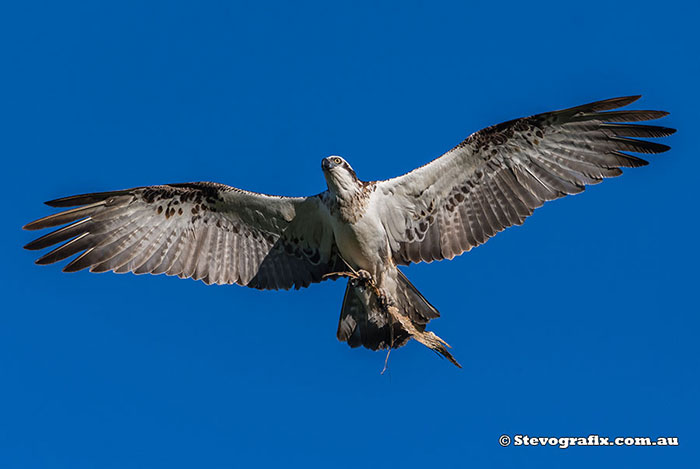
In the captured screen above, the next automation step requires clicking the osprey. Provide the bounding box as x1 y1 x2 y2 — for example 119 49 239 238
23 96 674 367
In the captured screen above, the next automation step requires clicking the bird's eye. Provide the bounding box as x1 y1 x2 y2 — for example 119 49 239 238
332 157 342 165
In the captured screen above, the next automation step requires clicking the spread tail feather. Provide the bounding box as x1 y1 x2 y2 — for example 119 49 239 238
336 269 460 367
336 279 410 350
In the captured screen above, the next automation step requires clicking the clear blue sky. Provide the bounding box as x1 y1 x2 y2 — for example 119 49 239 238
1 1 697 467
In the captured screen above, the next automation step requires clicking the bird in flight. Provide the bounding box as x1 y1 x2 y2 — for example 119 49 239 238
23 96 673 367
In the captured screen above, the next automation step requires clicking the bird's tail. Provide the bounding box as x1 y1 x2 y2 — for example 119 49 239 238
336 269 460 367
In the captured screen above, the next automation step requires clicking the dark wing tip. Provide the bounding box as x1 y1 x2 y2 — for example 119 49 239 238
35 256 54 265
584 95 642 112
651 144 671 153
652 142 672 153
605 94 642 107
45 196 82 207
23 219 45 231
62 261 87 273
23 239 43 250
45 190 131 208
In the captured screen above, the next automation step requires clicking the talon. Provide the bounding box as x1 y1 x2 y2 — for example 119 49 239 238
350 269 373 289
357 269 372 280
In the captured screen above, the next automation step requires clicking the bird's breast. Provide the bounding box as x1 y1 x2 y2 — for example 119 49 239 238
331 212 388 275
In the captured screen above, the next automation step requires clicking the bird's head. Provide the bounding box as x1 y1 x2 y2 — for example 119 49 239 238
321 156 360 197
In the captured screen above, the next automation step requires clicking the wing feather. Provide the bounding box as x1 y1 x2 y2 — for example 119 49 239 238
374 96 674 264
24 183 341 290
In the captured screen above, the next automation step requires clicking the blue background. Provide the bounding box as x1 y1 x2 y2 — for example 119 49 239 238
1 1 697 467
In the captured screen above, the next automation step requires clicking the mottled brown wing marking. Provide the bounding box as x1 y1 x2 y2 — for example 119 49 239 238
24 183 340 290
374 96 674 265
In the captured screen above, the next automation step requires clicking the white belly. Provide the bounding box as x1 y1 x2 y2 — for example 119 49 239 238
331 212 387 275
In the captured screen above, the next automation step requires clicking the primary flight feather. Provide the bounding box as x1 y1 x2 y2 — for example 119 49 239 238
23 96 674 366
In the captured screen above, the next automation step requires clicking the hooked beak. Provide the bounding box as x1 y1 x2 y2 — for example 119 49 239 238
321 159 331 171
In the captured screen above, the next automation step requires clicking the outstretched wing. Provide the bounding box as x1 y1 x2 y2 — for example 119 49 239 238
374 96 674 264
24 182 341 290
